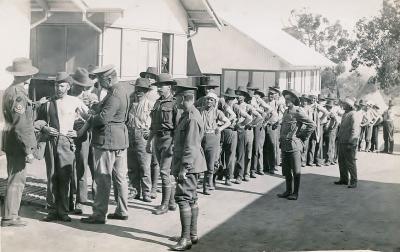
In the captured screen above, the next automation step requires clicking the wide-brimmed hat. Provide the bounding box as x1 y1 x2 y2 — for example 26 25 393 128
91 64 115 76
174 83 197 95
282 89 300 106
300 94 311 103
246 81 259 91
318 94 326 101
199 78 219 88
235 86 251 98
134 78 152 91
268 86 281 94
71 68 94 87
6 57 39 76
152 73 177 86
341 97 356 108
223 88 238 98
140 67 158 79
326 93 337 101
325 100 335 108
55 72 72 84
255 89 266 98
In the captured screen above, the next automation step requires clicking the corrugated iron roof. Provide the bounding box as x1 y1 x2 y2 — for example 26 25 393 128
180 0 222 30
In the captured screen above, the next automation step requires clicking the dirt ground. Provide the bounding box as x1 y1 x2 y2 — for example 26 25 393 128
1 134 400 252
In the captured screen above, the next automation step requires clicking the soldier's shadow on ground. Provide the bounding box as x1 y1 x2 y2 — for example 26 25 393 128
191 173 400 252
19 206 173 248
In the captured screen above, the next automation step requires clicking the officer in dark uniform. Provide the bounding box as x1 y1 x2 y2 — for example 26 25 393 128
170 84 206 251
278 89 315 200
146 73 179 215
81 64 130 224
1 57 38 227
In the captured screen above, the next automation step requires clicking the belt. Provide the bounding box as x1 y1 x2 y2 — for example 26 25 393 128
205 129 216 134
155 130 174 137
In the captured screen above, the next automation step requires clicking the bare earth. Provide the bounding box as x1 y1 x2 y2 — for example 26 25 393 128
1 134 400 252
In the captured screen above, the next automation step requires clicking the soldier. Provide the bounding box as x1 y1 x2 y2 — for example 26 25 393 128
368 102 382 152
382 100 398 154
1 58 38 227
220 88 252 186
277 89 315 200
234 86 262 184
263 87 281 173
146 73 179 215
307 94 328 166
198 92 230 195
80 65 130 224
273 88 285 168
140 67 160 199
170 84 206 251
126 78 154 202
323 99 339 166
299 95 312 167
36 71 89 222
335 97 362 188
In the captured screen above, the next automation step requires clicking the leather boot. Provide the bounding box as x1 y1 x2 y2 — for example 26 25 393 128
210 173 216 190
171 207 192 251
203 173 211 195
150 164 160 199
288 175 300 200
277 177 292 198
169 185 177 211
153 186 171 215
190 202 199 245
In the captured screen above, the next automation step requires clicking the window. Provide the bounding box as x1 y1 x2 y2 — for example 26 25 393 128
221 69 277 95
237 71 250 86
162 33 173 74
310 70 315 92
31 25 99 77
139 38 160 74
287 71 293 89
222 70 236 91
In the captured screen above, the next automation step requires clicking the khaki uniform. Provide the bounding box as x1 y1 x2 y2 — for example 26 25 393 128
1 84 36 220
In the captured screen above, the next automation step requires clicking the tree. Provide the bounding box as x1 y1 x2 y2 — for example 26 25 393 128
283 8 351 91
350 0 400 89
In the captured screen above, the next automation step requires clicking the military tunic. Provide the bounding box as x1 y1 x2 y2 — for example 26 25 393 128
172 105 206 206
280 106 315 195
1 83 36 220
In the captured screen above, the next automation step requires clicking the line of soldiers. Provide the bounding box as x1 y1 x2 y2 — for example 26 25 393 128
1 57 398 251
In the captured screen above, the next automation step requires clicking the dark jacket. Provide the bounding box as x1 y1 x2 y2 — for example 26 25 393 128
280 106 315 152
91 82 130 150
171 105 206 176
1 84 36 155
337 110 361 145
150 94 179 133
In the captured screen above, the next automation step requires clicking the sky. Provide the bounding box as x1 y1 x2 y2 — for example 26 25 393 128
210 0 383 32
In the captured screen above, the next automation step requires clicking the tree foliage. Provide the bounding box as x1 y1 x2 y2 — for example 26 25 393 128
283 8 351 90
351 0 400 89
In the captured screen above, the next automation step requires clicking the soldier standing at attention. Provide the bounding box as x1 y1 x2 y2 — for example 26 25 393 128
198 92 230 195
1 58 38 227
146 73 179 215
170 84 206 251
335 97 362 188
278 89 315 200
80 65 130 224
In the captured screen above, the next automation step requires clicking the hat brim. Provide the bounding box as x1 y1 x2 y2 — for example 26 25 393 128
135 85 152 91
199 84 219 88
282 90 300 106
152 80 177 86
341 100 355 108
72 78 93 87
223 94 238 98
6 66 39 76
247 87 259 91
235 90 251 98
140 72 158 79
